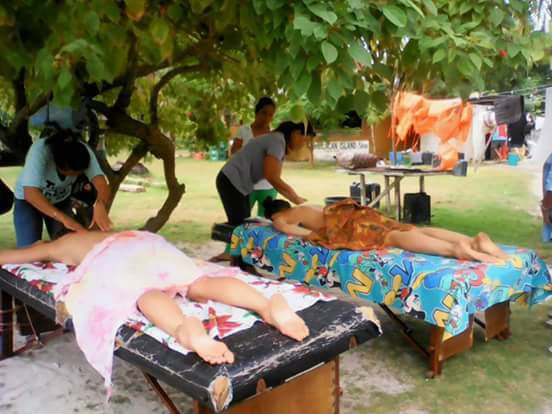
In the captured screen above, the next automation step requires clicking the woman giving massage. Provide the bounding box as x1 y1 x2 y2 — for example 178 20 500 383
0 231 309 390
262 197 508 263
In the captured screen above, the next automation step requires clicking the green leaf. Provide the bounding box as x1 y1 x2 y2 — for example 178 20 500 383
60 39 90 55
507 43 520 58
432 48 446 63
84 11 100 36
0 5 15 26
293 15 316 36
289 103 306 123
290 58 305 80
308 72 322 103
313 24 328 40
348 42 372 66
58 68 72 89
150 18 170 45
86 53 112 82
468 53 482 70
532 47 545 62
381 5 407 28
125 0 146 21
353 90 370 114
447 47 456 63
103 1 121 22
294 71 312 97
306 3 338 25
167 4 183 22
422 0 438 16
327 79 342 101
459 3 471 15
266 0 285 11
398 0 424 18
190 0 214 14
306 54 320 71
489 8 505 26
321 41 338 64
457 58 473 78
35 49 55 81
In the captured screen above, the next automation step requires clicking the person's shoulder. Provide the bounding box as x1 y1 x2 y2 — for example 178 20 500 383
27 138 50 158
238 125 251 134
32 138 48 149
262 131 285 144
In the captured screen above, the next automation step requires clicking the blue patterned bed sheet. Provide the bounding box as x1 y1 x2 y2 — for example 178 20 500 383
230 223 552 339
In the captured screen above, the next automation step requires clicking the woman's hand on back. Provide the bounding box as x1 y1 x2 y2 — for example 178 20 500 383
293 196 307 205
90 200 113 231
61 215 87 233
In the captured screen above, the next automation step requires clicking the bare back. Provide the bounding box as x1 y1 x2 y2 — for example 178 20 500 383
272 205 324 237
50 231 114 265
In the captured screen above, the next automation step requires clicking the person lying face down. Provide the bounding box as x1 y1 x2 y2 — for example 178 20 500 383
0 231 309 390
262 197 508 263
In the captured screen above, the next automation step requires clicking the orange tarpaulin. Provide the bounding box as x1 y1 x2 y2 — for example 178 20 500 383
391 92 473 146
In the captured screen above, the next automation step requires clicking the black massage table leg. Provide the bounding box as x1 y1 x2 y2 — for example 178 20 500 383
230 256 258 276
143 372 181 414
379 304 430 358
1 289 14 359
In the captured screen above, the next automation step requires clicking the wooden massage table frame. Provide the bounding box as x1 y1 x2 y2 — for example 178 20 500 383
230 255 511 379
0 267 381 413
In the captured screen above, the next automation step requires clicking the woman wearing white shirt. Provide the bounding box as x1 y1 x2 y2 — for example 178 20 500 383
231 97 277 217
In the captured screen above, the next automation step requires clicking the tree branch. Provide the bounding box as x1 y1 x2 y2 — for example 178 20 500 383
107 142 149 209
8 93 50 136
13 69 27 111
113 35 138 110
149 64 202 125
141 128 185 232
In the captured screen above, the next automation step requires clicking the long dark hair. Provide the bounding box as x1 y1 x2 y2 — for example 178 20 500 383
263 196 291 219
274 120 315 152
45 128 90 172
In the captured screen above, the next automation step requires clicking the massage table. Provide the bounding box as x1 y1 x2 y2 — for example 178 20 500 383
0 262 381 413
212 222 552 377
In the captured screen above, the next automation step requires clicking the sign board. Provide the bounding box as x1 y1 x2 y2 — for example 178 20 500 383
313 140 370 161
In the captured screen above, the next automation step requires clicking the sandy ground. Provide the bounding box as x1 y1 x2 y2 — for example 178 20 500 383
0 241 415 414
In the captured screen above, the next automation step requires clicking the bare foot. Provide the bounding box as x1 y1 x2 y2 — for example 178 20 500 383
261 294 309 341
176 326 234 364
455 240 499 263
473 232 508 260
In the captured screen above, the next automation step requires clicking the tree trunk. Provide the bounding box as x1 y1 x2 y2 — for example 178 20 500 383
90 102 186 232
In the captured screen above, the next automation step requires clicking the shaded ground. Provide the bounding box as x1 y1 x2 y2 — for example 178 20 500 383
1 159 551 413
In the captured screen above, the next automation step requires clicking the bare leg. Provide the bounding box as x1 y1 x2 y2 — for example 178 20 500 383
188 276 309 341
137 290 234 364
472 232 508 260
385 229 499 263
417 227 473 244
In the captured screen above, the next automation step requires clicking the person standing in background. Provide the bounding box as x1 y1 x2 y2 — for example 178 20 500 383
540 151 552 349
231 97 277 217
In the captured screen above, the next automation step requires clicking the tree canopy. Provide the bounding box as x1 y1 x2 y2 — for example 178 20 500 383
0 0 547 230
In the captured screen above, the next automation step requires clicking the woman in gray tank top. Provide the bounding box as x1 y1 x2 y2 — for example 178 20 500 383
215 121 314 228
210 121 314 262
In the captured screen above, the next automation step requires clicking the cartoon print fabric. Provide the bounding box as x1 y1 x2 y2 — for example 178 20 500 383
231 223 552 340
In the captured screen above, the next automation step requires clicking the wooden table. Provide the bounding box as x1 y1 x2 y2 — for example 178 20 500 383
337 167 455 221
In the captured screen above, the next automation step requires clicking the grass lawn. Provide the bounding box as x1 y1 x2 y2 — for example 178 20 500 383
1 158 551 413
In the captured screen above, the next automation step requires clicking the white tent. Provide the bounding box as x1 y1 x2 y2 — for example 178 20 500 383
531 88 552 164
